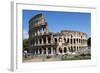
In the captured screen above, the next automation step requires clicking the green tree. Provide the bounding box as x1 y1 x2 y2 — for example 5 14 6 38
23 39 29 49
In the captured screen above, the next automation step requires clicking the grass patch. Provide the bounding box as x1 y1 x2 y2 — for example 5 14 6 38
61 54 91 61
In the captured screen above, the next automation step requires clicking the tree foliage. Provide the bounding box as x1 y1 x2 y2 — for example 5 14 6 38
23 39 29 49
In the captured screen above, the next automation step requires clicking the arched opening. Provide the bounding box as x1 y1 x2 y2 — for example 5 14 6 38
40 28 44 34
77 47 78 52
74 39 75 44
79 39 81 43
43 37 46 44
67 38 69 43
74 46 76 52
81 36 83 38
71 39 72 44
48 47 51 54
59 47 62 53
64 47 67 53
70 46 73 52
39 38 42 44
39 48 42 54
53 48 56 54
77 39 78 43
48 37 51 43
43 48 46 54
55 38 57 43
68 47 70 52
59 37 62 42
36 39 38 45
64 38 66 43
36 48 38 55
32 40 35 45
81 39 83 44
71 35 73 38
32 49 35 55
43 27 45 31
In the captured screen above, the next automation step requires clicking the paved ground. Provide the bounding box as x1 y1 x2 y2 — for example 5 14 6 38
23 55 62 62
23 54 91 63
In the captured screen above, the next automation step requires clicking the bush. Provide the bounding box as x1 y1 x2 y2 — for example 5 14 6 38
80 53 86 56
86 53 91 56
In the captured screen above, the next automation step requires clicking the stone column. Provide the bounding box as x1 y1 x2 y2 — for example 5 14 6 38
37 29 39 35
42 28 44 35
51 35 53 44
46 48 48 55
41 38 43 45
34 32 36 36
56 47 59 55
69 38 70 44
36 30 38 36
44 27 46 33
34 49 35 55
38 48 40 55
51 47 53 55
75 47 77 53
38 39 39 46
46 37 48 44
77 47 79 52
53 48 55 55
42 48 44 55
73 38 74 45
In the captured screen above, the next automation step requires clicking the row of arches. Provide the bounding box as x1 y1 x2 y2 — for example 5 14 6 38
31 46 86 55
32 47 56 55
54 37 87 45
31 37 51 45
58 46 78 53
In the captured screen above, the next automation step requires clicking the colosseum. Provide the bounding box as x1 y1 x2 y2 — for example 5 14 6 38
28 13 88 57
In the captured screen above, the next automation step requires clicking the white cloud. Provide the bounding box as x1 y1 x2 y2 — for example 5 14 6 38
23 30 29 39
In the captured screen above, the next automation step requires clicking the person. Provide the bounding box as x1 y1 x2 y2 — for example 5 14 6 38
24 50 28 58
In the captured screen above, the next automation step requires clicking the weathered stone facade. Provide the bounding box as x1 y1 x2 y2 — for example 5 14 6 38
29 13 88 56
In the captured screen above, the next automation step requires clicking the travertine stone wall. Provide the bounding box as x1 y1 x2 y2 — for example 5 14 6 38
29 13 88 56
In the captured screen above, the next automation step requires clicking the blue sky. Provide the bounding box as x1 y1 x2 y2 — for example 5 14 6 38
23 10 91 39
